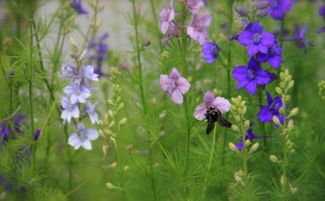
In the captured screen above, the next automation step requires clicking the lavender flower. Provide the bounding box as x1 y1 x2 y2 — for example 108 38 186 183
237 22 276 57
257 0 294 20
160 68 190 104
319 5 325 18
68 123 99 150
186 0 206 13
258 92 285 124
256 43 282 68
70 0 88 15
159 3 180 39
0 123 11 140
291 25 310 49
201 41 220 64
232 58 275 95
194 91 231 121
88 33 109 76
64 82 91 104
187 10 212 44
61 96 80 123
85 103 99 124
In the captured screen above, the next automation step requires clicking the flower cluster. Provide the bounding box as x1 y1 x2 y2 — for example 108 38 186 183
60 63 99 150
159 2 179 39
233 22 281 95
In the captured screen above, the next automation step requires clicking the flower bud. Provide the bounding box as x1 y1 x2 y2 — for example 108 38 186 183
289 108 299 118
249 143 259 154
269 155 279 163
229 143 238 152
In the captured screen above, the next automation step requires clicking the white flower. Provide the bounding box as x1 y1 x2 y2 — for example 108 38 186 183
68 123 99 150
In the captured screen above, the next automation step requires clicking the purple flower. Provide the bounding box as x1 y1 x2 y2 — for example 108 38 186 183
186 0 206 13
68 123 99 150
235 128 257 151
237 22 276 57
13 114 26 133
88 34 109 76
290 25 310 49
85 103 99 124
33 129 42 141
160 68 190 104
258 92 285 124
64 82 91 104
201 41 220 64
160 4 179 38
70 0 88 15
0 123 11 140
318 26 325 34
61 96 80 123
194 91 231 121
187 10 212 44
61 64 78 80
261 0 294 20
319 5 325 18
256 43 282 68
232 58 276 95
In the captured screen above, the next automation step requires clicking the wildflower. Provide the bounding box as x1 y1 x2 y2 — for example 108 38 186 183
232 58 276 95
160 3 179 37
61 96 80 123
256 43 282 68
70 0 88 15
160 68 190 104
194 91 231 121
235 128 257 151
257 0 294 20
64 82 91 104
258 92 285 124
187 10 212 44
33 129 42 141
68 123 99 150
290 25 310 49
12 114 25 133
186 0 206 13
88 33 109 76
85 103 99 124
0 123 10 140
237 22 276 57
201 41 220 64
319 5 325 18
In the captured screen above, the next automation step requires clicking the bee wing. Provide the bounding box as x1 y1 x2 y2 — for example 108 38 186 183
217 116 232 128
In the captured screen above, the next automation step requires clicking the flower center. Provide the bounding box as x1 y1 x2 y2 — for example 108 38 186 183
253 33 262 44
247 69 256 80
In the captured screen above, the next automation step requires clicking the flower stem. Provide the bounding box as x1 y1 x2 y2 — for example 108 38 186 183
184 97 191 176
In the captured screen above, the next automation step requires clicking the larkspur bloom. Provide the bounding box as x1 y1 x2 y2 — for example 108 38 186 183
70 0 88 15
68 123 99 150
258 92 285 124
64 82 91 104
88 33 109 76
257 0 294 20
160 68 190 104
61 96 80 123
187 10 212 44
232 58 276 95
235 128 257 151
160 3 179 37
186 0 206 13
256 42 282 68
85 103 99 124
201 41 220 64
194 91 231 121
237 22 276 57
0 123 11 140
290 25 310 49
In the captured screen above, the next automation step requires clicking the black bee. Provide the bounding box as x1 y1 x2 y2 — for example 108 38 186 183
205 107 232 134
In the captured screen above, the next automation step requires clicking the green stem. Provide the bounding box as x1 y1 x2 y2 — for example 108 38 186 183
149 0 163 53
184 97 191 176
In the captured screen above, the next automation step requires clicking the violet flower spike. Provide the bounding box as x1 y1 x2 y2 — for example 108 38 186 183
258 92 286 124
232 58 276 95
68 123 99 150
194 91 231 121
160 68 190 105
61 96 80 123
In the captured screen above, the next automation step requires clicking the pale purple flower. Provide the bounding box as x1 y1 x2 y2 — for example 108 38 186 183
160 4 176 34
160 68 190 104
201 41 220 64
82 65 99 81
64 82 91 104
186 0 206 13
187 10 212 44
88 34 109 76
61 96 80 123
68 123 99 150
85 103 99 124
70 0 88 15
194 91 231 121
61 64 78 80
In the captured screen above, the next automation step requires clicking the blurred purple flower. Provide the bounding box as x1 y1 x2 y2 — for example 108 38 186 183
256 43 282 68
318 26 325 33
13 114 25 133
88 34 109 76
186 0 206 13
64 82 91 104
160 68 190 104
0 123 11 140
232 58 275 95
70 0 88 15
290 25 310 48
160 4 176 34
68 123 99 150
61 96 80 123
257 0 294 20
235 128 257 151
194 91 231 121
237 22 276 57
33 129 42 141
201 41 220 64
187 10 212 44
258 92 285 124
85 103 99 124
319 4 325 17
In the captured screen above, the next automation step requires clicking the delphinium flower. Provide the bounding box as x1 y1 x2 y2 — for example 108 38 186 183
258 92 285 124
0 122 11 141
160 3 180 39
237 22 276 57
68 123 99 150
289 25 310 49
201 41 220 64
186 0 206 14
60 63 100 150
256 42 282 68
257 0 295 20
0 114 26 141
70 0 88 15
88 33 109 76
235 128 257 151
160 68 190 104
232 58 276 95
186 10 212 44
